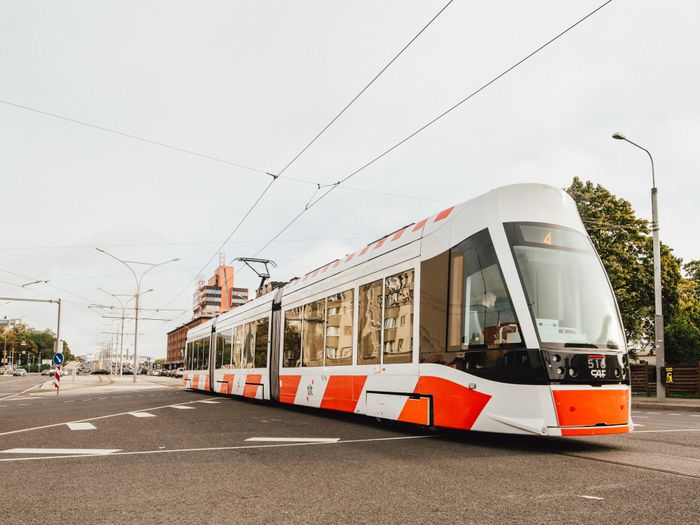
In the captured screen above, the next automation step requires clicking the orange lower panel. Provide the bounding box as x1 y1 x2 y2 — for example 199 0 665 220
398 397 430 426
561 425 630 436
553 389 629 427
244 374 262 398
192 375 199 390
221 374 234 395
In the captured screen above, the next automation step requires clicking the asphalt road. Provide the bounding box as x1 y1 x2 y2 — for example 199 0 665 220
1 381 698 525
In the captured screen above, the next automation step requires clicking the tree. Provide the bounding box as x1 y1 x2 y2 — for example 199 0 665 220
566 177 683 350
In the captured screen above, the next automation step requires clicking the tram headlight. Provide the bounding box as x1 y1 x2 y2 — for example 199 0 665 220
569 368 578 378
552 354 561 363
556 367 565 376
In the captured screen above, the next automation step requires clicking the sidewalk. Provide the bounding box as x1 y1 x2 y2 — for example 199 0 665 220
31 375 182 396
632 396 700 412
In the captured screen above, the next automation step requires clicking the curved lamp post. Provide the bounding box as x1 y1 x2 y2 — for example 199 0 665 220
612 132 665 401
96 248 179 383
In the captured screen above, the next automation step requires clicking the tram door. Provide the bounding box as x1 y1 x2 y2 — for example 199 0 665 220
208 326 215 392
269 290 283 402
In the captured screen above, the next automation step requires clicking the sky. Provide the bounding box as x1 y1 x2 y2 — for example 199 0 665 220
1 0 698 360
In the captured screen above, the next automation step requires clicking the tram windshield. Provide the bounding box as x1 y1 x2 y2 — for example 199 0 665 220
505 223 625 351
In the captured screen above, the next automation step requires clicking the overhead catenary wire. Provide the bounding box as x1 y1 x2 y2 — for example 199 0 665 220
273 0 456 179
157 1 455 312
249 0 617 260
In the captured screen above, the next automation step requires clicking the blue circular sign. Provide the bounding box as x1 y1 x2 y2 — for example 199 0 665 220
52 353 64 366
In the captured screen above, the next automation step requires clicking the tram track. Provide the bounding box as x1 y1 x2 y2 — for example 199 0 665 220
560 451 700 480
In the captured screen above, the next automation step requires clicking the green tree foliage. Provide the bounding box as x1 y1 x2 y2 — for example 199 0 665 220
567 178 699 363
1 323 74 369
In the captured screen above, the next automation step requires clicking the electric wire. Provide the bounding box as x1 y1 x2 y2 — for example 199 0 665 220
157 1 455 312
274 0 456 179
249 0 616 260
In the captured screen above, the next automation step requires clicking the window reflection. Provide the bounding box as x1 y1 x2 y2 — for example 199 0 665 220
358 280 382 365
383 270 414 364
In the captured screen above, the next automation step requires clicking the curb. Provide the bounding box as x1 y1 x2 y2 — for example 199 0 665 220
632 401 700 413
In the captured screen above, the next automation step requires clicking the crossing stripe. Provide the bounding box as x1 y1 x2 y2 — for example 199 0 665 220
66 422 96 430
2 448 120 455
245 437 340 443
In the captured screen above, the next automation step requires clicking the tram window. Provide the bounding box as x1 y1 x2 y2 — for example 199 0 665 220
215 334 224 369
185 342 191 369
325 289 353 366
448 229 522 350
242 322 255 369
255 318 269 368
358 279 382 365
283 307 302 367
420 252 448 354
222 329 233 368
383 270 414 364
233 325 243 368
202 338 210 369
303 299 325 367
194 340 201 370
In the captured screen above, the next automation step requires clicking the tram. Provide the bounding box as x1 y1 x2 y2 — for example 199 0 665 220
183 183 630 436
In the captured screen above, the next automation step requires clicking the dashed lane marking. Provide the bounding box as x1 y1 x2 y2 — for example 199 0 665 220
668 413 682 416
246 437 340 443
0 400 200 437
129 412 156 418
170 405 195 410
198 400 220 404
0 435 436 463
579 495 604 501
66 422 96 431
633 428 700 433
2 448 120 455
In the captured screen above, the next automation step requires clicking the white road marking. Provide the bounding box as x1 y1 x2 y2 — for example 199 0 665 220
579 495 604 501
0 400 199 437
170 405 194 410
633 416 649 419
245 437 340 443
0 434 435 463
633 428 700 433
668 413 682 416
632 423 646 428
2 448 120 455
67 422 96 430
129 412 156 418
691 415 700 417
198 400 220 404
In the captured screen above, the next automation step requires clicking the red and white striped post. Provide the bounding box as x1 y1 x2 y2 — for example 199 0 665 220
54 365 61 394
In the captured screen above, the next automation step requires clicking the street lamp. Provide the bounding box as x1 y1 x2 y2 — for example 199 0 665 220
96 248 179 383
96 288 153 377
612 132 665 401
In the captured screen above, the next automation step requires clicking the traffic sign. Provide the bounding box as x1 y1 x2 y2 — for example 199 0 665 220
52 353 64 366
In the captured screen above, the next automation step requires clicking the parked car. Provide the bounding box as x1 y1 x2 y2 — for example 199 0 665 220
13 368 27 377
92 369 110 375
152 370 160 376
174 368 184 378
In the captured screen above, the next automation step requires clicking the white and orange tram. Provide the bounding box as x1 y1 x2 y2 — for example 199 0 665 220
184 183 631 437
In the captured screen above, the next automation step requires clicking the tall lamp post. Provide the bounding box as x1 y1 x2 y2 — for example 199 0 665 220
96 248 179 383
612 132 665 401
94 288 153 377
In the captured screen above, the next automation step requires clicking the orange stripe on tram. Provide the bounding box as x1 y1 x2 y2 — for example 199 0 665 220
408 376 491 430
279 375 302 404
320 376 367 413
191 375 199 390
